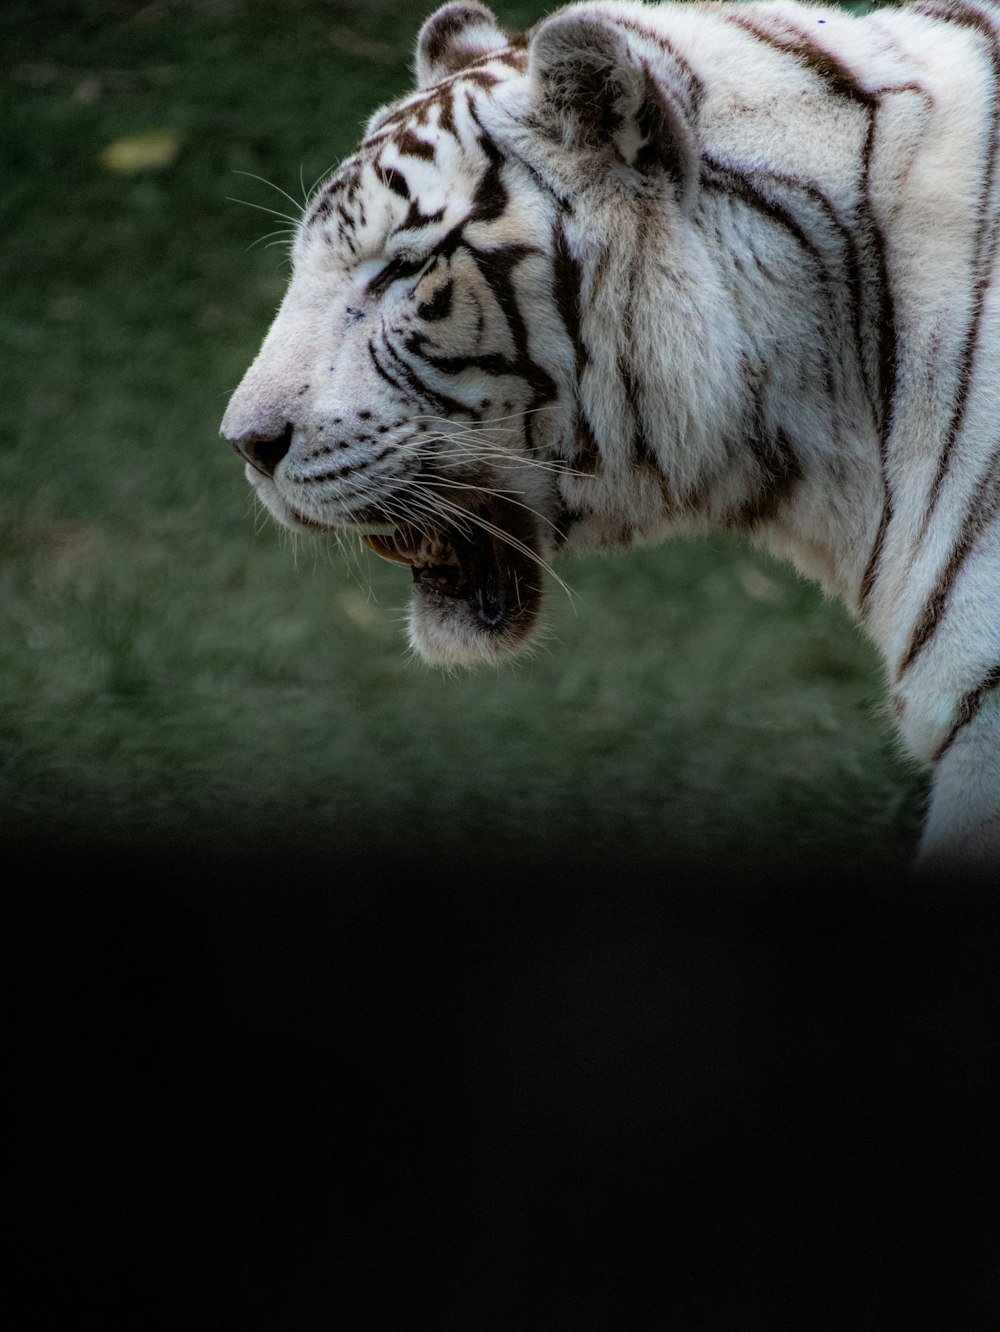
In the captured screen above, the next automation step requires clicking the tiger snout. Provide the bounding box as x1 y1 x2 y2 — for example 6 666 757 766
222 376 554 667
222 416 294 479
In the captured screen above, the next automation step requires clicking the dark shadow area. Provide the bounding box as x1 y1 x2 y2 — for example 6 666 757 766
11 831 999 1329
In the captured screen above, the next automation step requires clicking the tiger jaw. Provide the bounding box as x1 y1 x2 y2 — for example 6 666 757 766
250 468 546 664
368 498 546 665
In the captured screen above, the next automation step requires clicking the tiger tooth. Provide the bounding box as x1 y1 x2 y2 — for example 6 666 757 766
363 533 412 565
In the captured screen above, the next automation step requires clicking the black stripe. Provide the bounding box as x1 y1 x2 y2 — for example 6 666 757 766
701 156 825 261
616 213 677 505
899 445 1000 674
913 0 1000 536
379 166 410 199
859 504 892 611
468 244 558 440
727 13 903 614
933 661 1000 761
552 221 601 473
551 221 587 380
406 333 512 377
495 49 528 73
571 412 601 474
436 89 457 137
373 83 458 138
617 353 659 472
608 16 705 115
368 338 409 398
465 115 508 222
305 444 396 486
748 167 871 407
393 129 436 161
462 70 500 91
396 202 446 233
418 280 453 322
701 149 842 416
382 333 481 419
725 363 803 530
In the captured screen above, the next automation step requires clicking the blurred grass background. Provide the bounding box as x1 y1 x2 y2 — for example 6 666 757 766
0 0 924 878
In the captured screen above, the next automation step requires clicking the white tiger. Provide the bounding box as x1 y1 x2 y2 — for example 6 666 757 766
221 0 1000 878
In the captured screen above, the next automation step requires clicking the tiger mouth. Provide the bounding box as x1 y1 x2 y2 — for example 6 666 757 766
362 498 544 640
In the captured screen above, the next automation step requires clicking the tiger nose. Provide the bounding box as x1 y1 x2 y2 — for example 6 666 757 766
221 420 294 479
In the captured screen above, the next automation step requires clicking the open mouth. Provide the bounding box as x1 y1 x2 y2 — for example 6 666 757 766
362 497 544 641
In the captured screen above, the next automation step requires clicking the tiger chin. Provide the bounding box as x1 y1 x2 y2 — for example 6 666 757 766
222 0 1000 877
366 496 547 668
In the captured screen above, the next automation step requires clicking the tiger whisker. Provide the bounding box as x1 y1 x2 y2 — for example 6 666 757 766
342 479 443 548
232 170 306 220
384 480 479 542
245 228 298 253
410 404 559 427
304 159 345 209
412 420 579 454
392 480 575 601
226 197 302 225
418 442 591 480
416 472 566 538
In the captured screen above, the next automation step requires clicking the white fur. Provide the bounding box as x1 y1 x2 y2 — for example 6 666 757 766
222 2 1000 877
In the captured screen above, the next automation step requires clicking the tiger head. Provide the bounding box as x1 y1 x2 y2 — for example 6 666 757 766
221 2 709 667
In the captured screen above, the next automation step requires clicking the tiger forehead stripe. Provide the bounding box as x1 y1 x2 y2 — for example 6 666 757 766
378 166 410 199
370 85 460 141
396 201 447 234
369 53 507 141
304 160 366 228
393 130 437 161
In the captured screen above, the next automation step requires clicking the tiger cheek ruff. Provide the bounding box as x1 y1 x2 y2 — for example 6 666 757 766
221 0 1000 876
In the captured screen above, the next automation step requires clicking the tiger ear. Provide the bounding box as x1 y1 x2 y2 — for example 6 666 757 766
529 14 697 199
415 3 509 88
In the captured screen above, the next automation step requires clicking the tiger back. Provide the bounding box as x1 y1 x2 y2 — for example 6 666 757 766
221 1 1000 877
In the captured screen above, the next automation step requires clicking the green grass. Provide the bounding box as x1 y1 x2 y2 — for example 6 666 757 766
0 0 925 878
